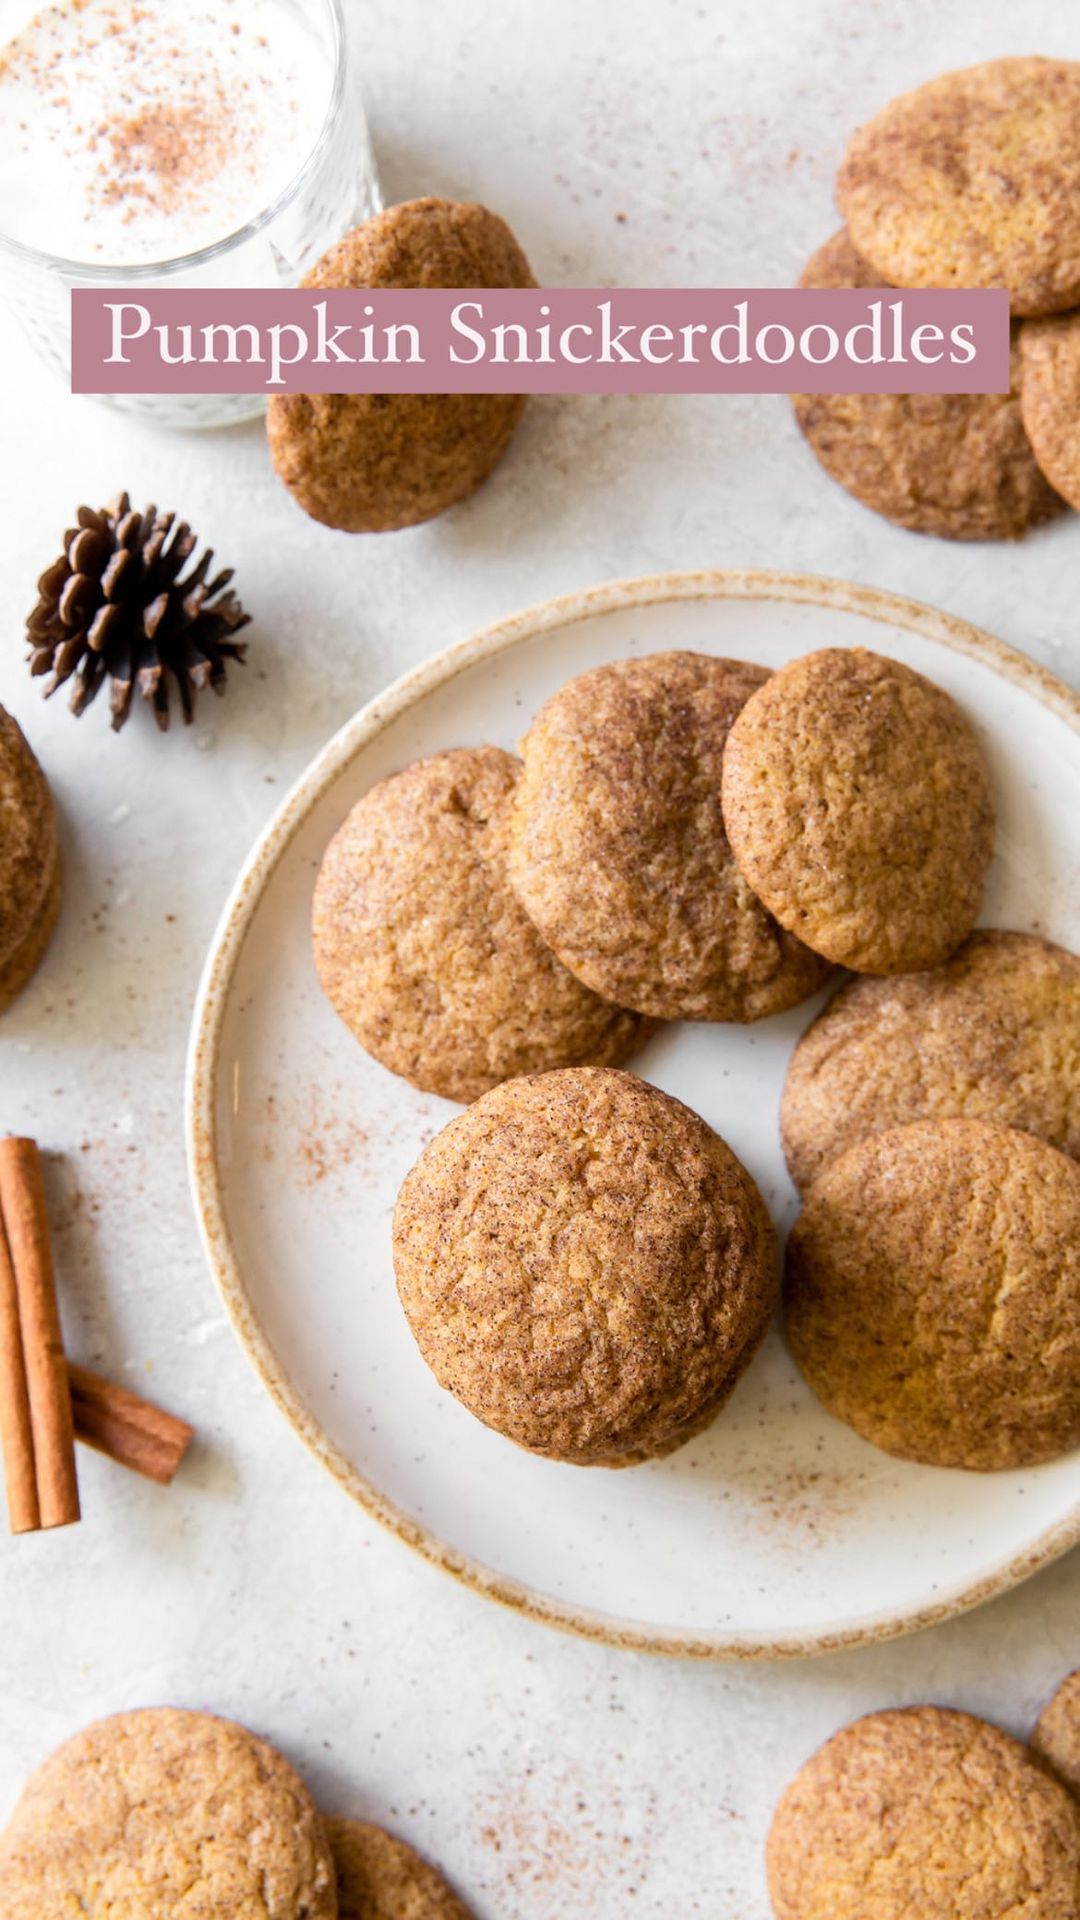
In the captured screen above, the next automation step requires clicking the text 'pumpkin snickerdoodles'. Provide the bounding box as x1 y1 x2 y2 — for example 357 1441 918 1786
793 230 1063 541
392 1066 776 1467
767 1705 1080 1920
784 1118 1080 1471
268 197 535 534
0 1707 337 1920
312 746 651 1104
507 651 832 1022
780 928 1080 1192
837 57 1080 315
720 646 995 974
325 1817 473 1920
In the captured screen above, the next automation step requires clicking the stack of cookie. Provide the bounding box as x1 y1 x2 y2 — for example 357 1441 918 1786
0 706 61 1013
309 638 1080 1482
0 1706 472 1919
767 1667 1080 1920
795 56 1080 539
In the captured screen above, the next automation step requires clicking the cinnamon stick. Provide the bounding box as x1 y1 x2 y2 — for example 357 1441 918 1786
67 1363 193 1485
0 1209 40 1532
0 1137 79 1529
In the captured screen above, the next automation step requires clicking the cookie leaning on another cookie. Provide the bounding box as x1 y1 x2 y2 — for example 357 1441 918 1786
325 1818 473 1920
837 57 1080 314
767 1706 1080 1920
312 747 651 1104
1032 1670 1080 1802
721 647 995 974
780 929 1080 1192
793 230 1063 540
393 1066 777 1467
1019 312 1080 512
784 1119 1080 1471
508 652 832 1021
268 197 535 533
0 1707 338 1919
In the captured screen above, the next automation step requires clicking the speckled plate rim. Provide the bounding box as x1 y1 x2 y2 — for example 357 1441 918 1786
185 567 1080 1661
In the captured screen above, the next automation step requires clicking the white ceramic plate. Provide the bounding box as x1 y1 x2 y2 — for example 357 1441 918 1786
187 570 1080 1658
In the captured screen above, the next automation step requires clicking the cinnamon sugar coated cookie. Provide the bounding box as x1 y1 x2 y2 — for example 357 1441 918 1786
720 648 995 973
0 1708 337 1919
393 1066 777 1466
781 930 1080 1192
508 652 832 1021
325 1818 472 1920
0 705 60 1004
312 747 650 1104
1032 1670 1080 1800
267 197 535 532
794 231 1062 539
1019 313 1080 511
784 1119 1080 1470
837 58 1080 314
767 1706 1080 1920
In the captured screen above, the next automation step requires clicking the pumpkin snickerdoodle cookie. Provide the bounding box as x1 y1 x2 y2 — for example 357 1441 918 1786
393 1066 777 1466
268 197 535 533
507 652 832 1022
0 705 61 1011
767 1706 1080 1920
0 1708 337 1919
1019 313 1080 511
784 1118 1080 1471
312 747 650 1104
721 647 995 974
1032 1671 1080 1801
794 231 1063 540
780 929 1080 1192
837 57 1080 315
325 1819 472 1920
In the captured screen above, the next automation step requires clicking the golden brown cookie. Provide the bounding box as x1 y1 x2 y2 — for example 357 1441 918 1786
507 653 832 1022
721 647 995 974
767 1705 1080 1920
1032 1670 1080 1800
393 1066 777 1466
784 1118 1080 1470
793 231 1063 539
0 1707 337 1919
312 747 650 1103
837 58 1080 315
267 198 535 533
781 929 1080 1192
325 1818 472 1920
0 844 62 1014
1019 312 1080 510
0 706 58 977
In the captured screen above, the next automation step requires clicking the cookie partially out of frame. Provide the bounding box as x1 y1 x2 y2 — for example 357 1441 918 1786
1019 311 1080 511
720 646 995 974
312 746 651 1103
784 1118 1080 1471
793 230 1063 540
1032 1669 1080 1802
767 1705 1080 1920
780 929 1080 1192
325 1817 473 1920
837 57 1080 315
0 1708 337 1920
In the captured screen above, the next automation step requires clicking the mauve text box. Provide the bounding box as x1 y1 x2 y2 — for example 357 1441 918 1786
71 287 1010 396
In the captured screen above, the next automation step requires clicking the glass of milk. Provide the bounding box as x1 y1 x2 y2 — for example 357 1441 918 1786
0 0 381 426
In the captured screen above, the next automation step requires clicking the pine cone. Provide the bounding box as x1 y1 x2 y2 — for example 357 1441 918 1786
26 493 251 731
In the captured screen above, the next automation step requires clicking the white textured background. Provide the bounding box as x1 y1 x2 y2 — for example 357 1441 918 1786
1 2 1079 1914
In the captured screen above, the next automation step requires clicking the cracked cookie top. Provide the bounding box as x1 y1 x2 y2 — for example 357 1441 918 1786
392 1065 777 1466
783 1118 1080 1470
768 1705 1080 1920
325 1819 472 1920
